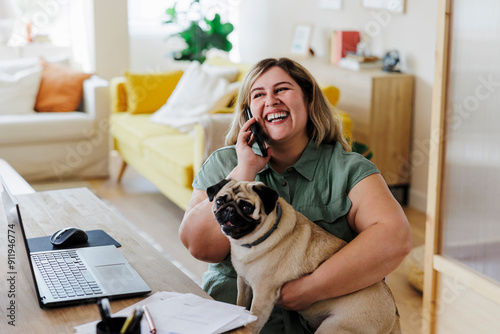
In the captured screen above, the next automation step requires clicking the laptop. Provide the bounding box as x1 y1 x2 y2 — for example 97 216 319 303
1 177 151 308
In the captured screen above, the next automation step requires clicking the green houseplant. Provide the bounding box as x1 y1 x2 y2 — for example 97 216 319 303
164 0 234 63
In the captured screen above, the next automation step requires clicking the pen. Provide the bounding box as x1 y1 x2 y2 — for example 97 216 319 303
126 307 144 333
97 298 112 332
120 308 137 334
143 305 156 334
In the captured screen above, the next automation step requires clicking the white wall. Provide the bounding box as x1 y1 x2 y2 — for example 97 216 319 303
123 0 438 211
92 0 129 80
70 0 129 80
128 23 184 72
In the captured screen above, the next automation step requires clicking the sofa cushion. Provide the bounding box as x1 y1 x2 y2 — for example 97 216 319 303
0 112 94 144
149 61 240 131
110 113 183 153
35 61 93 112
124 70 183 114
205 57 252 82
110 77 128 113
321 85 340 107
142 135 194 189
0 65 43 115
200 62 239 82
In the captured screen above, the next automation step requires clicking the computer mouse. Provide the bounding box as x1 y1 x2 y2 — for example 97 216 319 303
50 227 89 247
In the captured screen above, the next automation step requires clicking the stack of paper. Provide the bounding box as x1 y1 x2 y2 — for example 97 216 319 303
75 291 257 334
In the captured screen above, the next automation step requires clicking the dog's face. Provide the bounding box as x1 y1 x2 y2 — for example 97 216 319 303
207 179 279 240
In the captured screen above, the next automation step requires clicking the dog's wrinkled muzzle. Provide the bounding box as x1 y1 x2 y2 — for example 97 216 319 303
214 203 259 239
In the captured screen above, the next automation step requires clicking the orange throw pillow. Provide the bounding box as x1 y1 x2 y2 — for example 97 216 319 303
35 61 93 112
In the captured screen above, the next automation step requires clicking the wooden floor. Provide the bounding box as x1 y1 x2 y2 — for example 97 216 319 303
31 151 426 334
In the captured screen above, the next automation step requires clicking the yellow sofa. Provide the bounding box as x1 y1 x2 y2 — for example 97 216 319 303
110 64 352 210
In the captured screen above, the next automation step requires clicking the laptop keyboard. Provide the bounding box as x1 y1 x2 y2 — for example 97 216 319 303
32 250 103 299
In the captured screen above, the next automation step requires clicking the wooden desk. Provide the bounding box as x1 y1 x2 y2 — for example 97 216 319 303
0 187 244 334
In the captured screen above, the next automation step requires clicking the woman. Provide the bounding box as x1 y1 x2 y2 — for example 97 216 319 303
179 57 411 333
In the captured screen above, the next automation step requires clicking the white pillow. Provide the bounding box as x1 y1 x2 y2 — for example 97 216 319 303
202 63 239 82
149 61 240 131
0 65 43 115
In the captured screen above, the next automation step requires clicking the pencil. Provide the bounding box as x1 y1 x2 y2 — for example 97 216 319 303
143 305 156 334
120 308 137 334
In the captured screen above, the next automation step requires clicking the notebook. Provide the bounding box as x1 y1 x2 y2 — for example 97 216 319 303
1 176 151 308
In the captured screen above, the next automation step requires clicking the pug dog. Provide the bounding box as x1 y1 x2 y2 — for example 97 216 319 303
207 178 401 334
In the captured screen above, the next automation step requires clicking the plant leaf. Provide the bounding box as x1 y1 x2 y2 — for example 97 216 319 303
167 8 234 63
164 3 178 24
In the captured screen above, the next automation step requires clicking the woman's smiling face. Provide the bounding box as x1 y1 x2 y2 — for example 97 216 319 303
249 66 309 145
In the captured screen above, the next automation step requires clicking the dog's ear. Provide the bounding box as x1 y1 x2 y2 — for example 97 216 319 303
252 183 279 215
207 178 231 202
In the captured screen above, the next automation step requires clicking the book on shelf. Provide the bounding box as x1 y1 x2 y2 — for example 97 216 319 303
330 30 360 65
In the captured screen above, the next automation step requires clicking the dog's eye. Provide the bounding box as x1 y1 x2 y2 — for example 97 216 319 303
239 201 254 215
215 197 225 209
242 205 253 214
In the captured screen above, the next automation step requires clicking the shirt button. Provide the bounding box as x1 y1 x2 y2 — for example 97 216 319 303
287 168 293 173
281 181 287 187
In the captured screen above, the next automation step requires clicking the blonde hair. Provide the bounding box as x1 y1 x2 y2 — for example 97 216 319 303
225 57 351 152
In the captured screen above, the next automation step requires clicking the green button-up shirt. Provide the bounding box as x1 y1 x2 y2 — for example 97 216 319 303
192 140 379 333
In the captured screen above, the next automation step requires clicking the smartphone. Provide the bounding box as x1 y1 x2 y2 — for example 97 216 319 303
245 107 268 157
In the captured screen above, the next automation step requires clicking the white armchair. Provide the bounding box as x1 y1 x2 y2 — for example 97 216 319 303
0 76 110 181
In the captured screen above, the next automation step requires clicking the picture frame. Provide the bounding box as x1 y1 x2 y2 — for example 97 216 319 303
362 0 406 14
289 24 314 56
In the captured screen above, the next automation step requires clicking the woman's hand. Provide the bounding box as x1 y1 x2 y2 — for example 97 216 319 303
228 117 271 181
276 275 317 311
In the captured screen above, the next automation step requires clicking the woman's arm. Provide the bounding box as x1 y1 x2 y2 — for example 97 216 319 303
277 173 412 310
179 190 230 263
179 117 271 263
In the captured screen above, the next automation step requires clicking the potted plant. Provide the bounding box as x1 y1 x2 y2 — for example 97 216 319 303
164 0 234 63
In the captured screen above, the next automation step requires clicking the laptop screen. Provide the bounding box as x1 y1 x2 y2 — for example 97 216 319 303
1 176 43 306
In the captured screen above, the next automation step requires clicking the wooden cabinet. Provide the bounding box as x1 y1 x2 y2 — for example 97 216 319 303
303 59 414 189
332 68 414 187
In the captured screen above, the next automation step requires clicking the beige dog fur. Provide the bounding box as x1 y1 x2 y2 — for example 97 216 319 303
208 179 401 334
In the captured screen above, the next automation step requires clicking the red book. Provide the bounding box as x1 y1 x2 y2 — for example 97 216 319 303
331 31 360 65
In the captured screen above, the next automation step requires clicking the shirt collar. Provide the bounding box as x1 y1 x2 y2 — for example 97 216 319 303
291 140 322 181
257 140 322 181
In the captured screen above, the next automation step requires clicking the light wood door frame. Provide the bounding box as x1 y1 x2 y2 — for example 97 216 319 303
422 0 451 331
422 0 500 333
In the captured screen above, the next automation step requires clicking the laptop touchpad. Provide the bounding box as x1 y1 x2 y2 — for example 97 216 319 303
94 264 136 294
96 264 134 279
